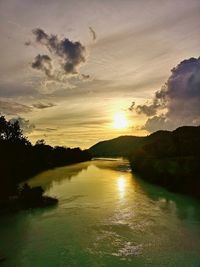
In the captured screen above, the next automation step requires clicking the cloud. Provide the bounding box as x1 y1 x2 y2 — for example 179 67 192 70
142 115 173 132
135 99 160 116
128 101 135 111
0 100 32 115
10 117 35 134
32 54 53 78
89 27 96 41
32 102 56 109
36 127 57 132
32 28 86 78
134 56 200 132
81 74 90 79
0 82 39 98
25 41 31 46
32 28 48 43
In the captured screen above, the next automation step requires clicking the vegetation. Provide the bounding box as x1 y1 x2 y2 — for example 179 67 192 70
89 135 144 157
0 116 91 213
90 126 200 199
129 126 200 199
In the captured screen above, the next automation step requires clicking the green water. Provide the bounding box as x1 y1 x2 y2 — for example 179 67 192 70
1 159 200 267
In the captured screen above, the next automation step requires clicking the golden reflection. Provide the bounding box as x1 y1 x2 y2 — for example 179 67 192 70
117 175 126 199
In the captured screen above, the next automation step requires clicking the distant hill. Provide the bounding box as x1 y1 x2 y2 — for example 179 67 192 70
89 135 145 157
89 126 200 199
89 126 200 158
89 131 170 157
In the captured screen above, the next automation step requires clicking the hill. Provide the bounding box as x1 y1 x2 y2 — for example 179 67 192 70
89 135 145 157
90 126 200 199
90 126 200 158
129 126 200 198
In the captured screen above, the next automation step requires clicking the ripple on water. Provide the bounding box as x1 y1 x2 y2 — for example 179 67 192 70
62 195 87 203
1 159 200 267
87 223 146 261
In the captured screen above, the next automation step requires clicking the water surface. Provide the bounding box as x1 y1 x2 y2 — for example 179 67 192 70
1 159 200 267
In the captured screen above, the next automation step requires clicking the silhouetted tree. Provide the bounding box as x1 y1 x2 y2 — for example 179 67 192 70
129 126 200 199
35 139 46 146
0 115 91 206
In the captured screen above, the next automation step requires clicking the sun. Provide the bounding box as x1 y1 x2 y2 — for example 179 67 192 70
113 112 128 129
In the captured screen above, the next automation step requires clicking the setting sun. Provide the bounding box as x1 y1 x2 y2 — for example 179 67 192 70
113 112 128 129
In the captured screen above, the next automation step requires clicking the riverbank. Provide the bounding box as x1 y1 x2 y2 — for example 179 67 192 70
0 184 58 215
1 159 200 267
0 116 92 214
130 156 200 199
129 126 200 199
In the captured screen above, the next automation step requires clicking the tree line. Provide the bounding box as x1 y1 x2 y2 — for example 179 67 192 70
0 116 91 201
129 126 200 199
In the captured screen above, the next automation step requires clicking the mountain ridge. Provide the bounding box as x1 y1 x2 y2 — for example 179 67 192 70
89 125 200 157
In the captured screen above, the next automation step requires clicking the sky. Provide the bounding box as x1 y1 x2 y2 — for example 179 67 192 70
0 0 200 148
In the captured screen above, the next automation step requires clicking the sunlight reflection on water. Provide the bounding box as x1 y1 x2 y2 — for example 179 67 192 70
1 159 200 267
117 175 126 199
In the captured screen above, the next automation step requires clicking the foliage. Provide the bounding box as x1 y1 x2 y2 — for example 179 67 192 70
90 123 200 198
89 135 144 157
129 126 200 198
0 116 92 201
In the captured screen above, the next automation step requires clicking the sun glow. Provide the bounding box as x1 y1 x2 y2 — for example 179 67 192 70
113 112 128 129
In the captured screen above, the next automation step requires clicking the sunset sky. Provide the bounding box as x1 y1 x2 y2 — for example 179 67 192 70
0 0 200 148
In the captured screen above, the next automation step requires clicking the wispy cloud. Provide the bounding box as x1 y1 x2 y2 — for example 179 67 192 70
0 100 32 115
89 27 97 41
32 102 56 109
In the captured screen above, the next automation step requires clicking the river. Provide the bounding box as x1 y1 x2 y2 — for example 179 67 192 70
0 158 200 267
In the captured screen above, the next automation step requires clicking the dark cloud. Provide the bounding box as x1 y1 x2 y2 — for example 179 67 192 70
32 54 53 78
32 102 56 109
32 28 86 77
0 100 32 115
89 27 96 41
36 127 57 132
135 99 160 116
128 101 135 111
134 56 200 132
25 41 31 46
32 28 48 43
10 117 35 134
81 74 90 79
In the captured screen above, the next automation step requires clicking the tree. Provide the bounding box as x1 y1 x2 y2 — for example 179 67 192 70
0 116 29 144
0 116 8 140
35 139 46 146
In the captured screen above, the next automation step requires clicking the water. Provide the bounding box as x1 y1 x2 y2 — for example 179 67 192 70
1 159 200 267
